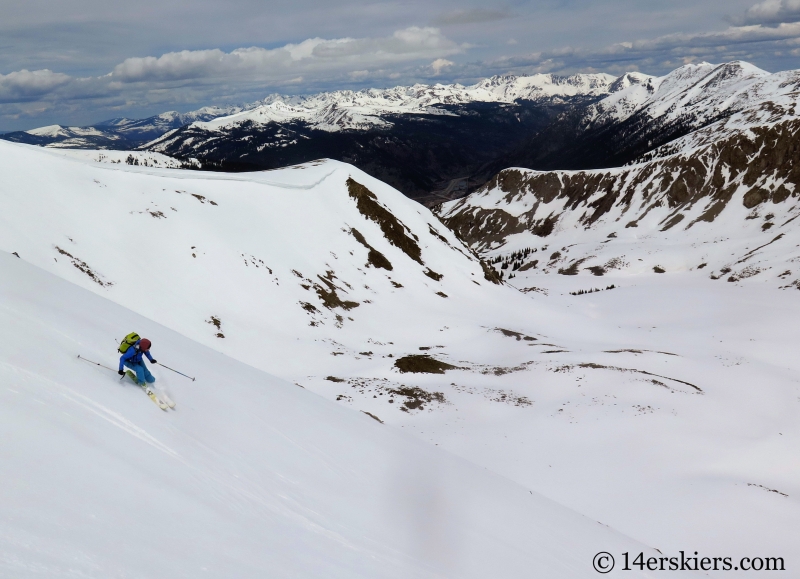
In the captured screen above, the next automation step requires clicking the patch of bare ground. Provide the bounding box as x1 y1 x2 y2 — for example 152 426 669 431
55 246 113 287
450 383 532 406
727 265 763 282
558 257 592 276
350 228 393 270
206 316 225 338
424 268 443 281
300 301 318 313
361 411 384 423
386 386 447 412
738 234 785 262
604 257 629 270
347 178 423 264
575 362 703 393
520 286 549 295
190 193 218 205
335 377 444 412
479 360 537 376
494 328 537 341
586 266 606 276
747 483 788 498
394 355 458 374
314 270 359 311
604 349 678 356
479 258 502 284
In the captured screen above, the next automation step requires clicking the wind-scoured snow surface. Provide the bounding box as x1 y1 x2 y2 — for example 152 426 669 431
1 141 798 575
0 251 658 578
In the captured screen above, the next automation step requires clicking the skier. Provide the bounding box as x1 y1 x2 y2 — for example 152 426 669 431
118 338 158 385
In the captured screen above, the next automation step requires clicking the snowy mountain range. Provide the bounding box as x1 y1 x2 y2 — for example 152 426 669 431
141 73 634 197
142 60 800 201
0 73 618 152
5 61 800 204
1 137 798 575
495 60 792 172
1 72 634 197
0 106 249 149
436 60 800 290
173 72 618 134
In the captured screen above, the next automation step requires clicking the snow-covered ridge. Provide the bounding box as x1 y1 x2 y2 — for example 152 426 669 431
3 107 254 150
26 124 111 138
583 61 778 132
437 109 800 289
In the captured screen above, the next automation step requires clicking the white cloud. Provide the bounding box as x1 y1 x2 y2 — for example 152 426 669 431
0 69 72 103
430 58 454 75
0 26 467 127
7 8 800 129
110 27 462 84
736 0 800 25
484 21 800 76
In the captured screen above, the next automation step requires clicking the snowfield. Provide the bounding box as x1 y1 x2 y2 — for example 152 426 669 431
2 251 659 578
1 140 798 575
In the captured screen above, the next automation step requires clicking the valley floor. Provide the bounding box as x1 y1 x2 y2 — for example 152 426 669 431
302 272 800 572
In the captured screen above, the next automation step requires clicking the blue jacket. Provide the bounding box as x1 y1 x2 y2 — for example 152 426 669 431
119 340 154 371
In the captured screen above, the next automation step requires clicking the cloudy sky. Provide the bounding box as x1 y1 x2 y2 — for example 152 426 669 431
2 0 800 131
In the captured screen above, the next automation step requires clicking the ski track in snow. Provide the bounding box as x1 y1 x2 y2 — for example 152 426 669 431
0 361 180 459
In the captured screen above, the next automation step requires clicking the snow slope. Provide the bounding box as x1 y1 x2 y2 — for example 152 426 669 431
0 140 506 379
2 140 799 574
1 250 662 577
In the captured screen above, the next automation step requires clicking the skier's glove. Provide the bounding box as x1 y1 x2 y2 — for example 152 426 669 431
151 359 157 364
118 370 124 376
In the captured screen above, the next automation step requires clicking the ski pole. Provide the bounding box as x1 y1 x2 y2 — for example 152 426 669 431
77 355 117 372
79 354 127 381
158 363 195 382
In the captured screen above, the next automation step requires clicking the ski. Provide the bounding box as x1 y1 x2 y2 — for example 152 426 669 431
143 385 169 411
160 391 176 409
126 370 168 411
